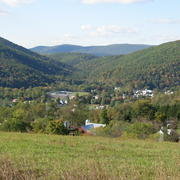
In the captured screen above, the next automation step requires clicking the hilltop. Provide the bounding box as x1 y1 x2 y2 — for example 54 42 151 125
31 44 152 56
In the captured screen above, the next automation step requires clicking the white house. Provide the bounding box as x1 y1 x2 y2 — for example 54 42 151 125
81 120 106 131
134 89 153 98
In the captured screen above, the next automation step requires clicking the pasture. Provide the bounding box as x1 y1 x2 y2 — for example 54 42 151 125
0 132 180 180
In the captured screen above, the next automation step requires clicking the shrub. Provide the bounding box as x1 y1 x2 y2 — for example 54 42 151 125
148 133 164 142
31 118 49 133
46 120 69 135
0 118 31 132
125 122 156 139
93 121 129 137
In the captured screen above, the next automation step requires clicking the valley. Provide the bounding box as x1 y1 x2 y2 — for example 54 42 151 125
1 0 180 179
0 36 179 180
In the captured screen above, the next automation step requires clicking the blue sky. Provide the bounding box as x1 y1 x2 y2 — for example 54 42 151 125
0 0 180 48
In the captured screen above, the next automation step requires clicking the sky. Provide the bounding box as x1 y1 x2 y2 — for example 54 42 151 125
0 0 180 48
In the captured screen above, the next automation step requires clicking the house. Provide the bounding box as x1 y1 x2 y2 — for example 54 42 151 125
63 120 106 135
165 90 174 95
134 89 153 98
81 120 106 132
114 87 121 91
95 105 105 110
94 95 99 100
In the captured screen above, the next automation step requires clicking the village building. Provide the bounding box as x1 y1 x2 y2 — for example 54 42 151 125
81 120 106 132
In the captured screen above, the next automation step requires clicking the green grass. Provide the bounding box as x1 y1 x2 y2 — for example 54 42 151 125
0 132 180 180
71 92 90 97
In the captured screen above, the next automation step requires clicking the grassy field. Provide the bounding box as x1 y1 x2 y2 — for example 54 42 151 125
71 92 90 97
0 132 180 180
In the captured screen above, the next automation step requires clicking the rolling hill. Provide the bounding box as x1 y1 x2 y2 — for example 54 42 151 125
1 37 179 90
70 40 180 90
0 37 71 88
31 44 152 56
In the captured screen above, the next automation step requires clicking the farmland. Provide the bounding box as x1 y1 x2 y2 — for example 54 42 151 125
0 132 180 180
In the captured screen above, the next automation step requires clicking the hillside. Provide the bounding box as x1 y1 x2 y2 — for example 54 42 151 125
0 37 71 88
31 44 152 56
48 53 98 66
0 132 180 179
72 40 180 90
1 37 179 90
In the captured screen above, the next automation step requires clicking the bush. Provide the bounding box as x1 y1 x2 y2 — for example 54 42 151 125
31 118 49 133
93 121 129 137
148 133 164 142
125 122 156 139
0 119 31 132
46 120 69 135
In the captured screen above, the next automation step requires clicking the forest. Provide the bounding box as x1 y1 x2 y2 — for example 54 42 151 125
0 37 180 90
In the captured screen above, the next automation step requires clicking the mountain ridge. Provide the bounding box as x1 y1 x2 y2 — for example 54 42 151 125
45 40 180 90
31 43 152 56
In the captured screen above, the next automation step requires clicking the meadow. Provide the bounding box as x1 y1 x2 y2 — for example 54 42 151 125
0 132 180 180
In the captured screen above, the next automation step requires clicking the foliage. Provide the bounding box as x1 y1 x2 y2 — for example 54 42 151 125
94 121 129 137
0 119 31 132
0 37 180 91
133 100 156 120
0 37 71 88
31 118 50 133
48 53 97 66
125 122 156 139
46 120 69 135
100 109 110 124
71 40 180 90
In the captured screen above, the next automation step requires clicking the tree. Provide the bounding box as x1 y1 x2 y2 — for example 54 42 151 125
155 112 167 124
133 100 156 121
46 120 69 135
100 109 110 124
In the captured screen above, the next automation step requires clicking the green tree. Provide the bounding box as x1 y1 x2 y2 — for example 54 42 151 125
100 109 110 124
46 120 69 135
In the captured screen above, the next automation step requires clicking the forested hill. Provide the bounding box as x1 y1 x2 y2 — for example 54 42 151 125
31 44 152 56
72 40 180 90
0 37 71 88
48 53 98 66
1 37 179 90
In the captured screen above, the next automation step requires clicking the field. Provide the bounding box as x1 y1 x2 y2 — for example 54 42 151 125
71 92 90 97
0 132 180 180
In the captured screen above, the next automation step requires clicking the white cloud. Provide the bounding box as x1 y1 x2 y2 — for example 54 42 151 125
81 24 92 31
152 18 180 24
90 25 138 37
1 0 34 6
81 0 151 4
